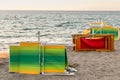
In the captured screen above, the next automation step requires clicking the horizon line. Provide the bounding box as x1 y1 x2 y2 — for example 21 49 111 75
0 10 120 11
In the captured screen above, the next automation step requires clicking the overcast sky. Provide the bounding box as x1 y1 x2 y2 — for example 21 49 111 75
0 0 120 10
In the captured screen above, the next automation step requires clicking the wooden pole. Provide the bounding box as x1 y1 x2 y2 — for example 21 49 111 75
38 31 40 42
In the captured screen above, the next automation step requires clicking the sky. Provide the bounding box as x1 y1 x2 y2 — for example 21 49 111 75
0 0 120 10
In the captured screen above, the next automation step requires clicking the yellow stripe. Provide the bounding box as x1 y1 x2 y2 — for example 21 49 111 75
44 70 64 73
20 42 40 46
44 45 65 49
85 37 104 39
19 71 40 74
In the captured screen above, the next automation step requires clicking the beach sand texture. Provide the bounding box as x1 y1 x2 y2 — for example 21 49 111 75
0 40 120 80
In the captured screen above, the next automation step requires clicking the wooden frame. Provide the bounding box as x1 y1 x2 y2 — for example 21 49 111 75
72 34 114 52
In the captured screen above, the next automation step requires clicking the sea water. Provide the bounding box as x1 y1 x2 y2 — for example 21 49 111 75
0 11 120 51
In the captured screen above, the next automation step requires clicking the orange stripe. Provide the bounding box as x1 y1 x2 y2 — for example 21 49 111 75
19 71 40 74
20 42 40 46
44 45 65 49
44 70 64 73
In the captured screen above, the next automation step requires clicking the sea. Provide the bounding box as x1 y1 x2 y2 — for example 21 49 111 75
0 11 120 51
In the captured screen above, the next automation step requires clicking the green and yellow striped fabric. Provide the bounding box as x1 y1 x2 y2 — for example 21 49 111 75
90 27 119 40
19 42 40 74
9 46 19 72
91 27 103 34
43 45 68 73
9 42 68 74
102 27 118 40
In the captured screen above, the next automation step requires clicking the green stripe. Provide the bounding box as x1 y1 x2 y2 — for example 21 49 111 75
44 63 65 70
44 56 65 63
20 46 40 73
44 49 65 55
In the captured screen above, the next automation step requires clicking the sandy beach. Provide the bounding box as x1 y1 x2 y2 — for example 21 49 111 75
0 40 120 80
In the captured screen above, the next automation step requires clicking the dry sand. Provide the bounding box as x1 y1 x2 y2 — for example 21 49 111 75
0 41 120 80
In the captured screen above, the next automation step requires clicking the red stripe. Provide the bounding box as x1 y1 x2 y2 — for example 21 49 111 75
80 37 105 49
